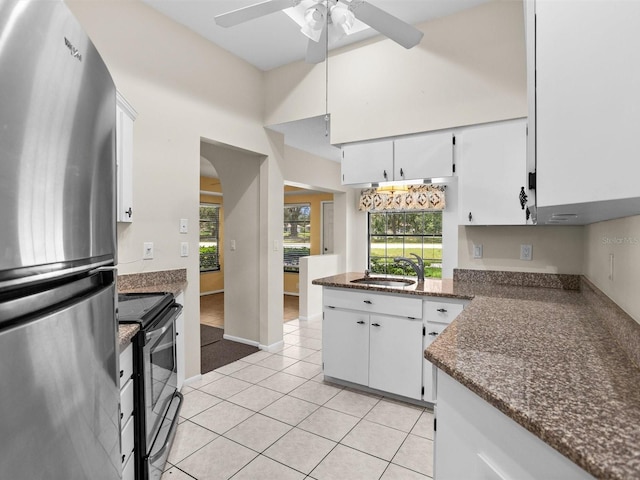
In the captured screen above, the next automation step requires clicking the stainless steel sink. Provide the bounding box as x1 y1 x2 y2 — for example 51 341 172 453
350 277 416 287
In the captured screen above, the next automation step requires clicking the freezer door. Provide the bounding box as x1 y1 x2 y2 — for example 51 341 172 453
0 0 116 287
0 282 120 480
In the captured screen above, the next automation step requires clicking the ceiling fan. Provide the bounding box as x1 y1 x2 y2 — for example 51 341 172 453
214 0 424 64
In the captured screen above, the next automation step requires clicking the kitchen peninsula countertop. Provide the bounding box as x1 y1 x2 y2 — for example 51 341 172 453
312 272 473 298
314 270 640 479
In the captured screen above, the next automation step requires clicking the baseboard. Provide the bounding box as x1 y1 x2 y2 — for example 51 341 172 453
200 289 223 296
259 340 285 353
299 312 322 322
222 333 260 347
182 374 202 388
284 292 299 297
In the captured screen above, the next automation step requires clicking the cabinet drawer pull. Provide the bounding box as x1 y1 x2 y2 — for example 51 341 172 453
428 331 439 336
437 308 447 313
363 300 373 305
357 320 365 325
372 323 381 327
119 370 124 378
327 305 335 309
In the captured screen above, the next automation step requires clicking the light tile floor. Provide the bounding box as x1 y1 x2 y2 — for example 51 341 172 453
163 317 434 480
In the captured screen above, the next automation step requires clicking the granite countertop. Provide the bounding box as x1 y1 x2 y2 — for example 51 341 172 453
118 323 139 353
425 276 640 480
314 270 640 479
311 272 473 299
116 269 187 351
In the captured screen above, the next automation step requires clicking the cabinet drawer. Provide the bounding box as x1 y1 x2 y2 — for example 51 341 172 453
120 378 134 427
119 343 133 389
121 414 135 465
423 299 466 325
324 288 422 318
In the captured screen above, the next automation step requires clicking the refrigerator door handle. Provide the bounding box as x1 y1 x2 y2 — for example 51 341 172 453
89 266 118 274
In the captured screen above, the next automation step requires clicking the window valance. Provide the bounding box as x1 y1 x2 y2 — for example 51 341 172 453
358 184 446 212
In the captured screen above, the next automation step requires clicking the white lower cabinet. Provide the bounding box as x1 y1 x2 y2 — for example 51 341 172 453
323 308 369 385
119 343 135 480
322 288 466 402
434 371 594 480
369 314 423 400
422 298 468 402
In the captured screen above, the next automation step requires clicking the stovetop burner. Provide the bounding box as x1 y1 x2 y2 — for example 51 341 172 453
117 292 174 328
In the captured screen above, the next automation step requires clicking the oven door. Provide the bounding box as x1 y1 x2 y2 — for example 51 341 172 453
142 304 182 448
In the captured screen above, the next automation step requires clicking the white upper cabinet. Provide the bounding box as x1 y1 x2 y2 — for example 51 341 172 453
341 131 454 185
531 0 640 224
457 119 531 225
341 139 393 184
394 131 454 181
116 92 137 223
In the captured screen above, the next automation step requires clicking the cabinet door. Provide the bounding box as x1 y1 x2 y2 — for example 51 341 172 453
116 93 136 223
323 309 369 385
369 314 423 400
536 0 640 209
394 131 453 181
341 140 393 184
457 119 529 225
422 322 448 403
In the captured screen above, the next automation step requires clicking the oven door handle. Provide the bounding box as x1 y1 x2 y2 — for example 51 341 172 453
145 304 182 343
148 391 183 463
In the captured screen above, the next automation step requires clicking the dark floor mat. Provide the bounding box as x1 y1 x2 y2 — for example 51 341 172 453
201 338 259 374
200 324 224 347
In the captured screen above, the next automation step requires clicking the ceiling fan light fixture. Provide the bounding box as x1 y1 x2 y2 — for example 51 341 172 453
330 3 355 36
301 3 326 42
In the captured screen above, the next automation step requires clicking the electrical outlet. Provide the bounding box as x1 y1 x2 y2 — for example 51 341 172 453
520 244 533 261
180 242 189 257
230 239 236 251
473 244 483 259
179 218 188 234
143 242 154 260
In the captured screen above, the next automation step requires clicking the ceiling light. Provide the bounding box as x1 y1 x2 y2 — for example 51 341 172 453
330 3 355 37
284 0 368 44
301 3 326 42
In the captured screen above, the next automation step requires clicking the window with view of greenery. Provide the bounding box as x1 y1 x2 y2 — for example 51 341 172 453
284 204 311 273
200 204 220 272
368 211 443 279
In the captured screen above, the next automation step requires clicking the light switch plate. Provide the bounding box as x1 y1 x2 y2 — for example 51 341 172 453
520 244 533 261
473 244 483 259
180 242 189 257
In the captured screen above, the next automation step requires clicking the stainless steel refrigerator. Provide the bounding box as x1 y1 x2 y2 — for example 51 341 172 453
0 0 121 479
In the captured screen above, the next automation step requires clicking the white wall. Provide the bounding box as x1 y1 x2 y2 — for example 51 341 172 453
264 0 527 144
300 254 341 321
200 143 266 345
583 215 640 322
67 0 283 378
458 225 584 274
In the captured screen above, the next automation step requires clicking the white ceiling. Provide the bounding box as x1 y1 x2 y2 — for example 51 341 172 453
154 0 491 167
141 0 491 71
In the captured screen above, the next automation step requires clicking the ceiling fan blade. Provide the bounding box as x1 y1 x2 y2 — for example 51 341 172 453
215 0 296 28
347 0 424 49
306 26 328 64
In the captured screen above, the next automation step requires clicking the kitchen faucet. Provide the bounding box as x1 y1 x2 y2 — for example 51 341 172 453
394 253 425 282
